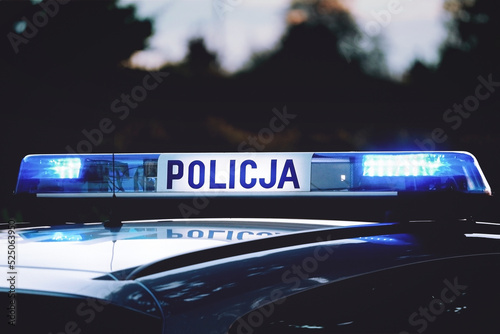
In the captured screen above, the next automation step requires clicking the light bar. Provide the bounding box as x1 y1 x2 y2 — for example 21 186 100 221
15 152 491 197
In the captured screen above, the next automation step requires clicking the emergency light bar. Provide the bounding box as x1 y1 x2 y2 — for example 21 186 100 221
15 152 491 197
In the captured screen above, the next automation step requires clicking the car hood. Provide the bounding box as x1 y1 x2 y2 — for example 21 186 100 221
2 218 373 275
0 218 376 313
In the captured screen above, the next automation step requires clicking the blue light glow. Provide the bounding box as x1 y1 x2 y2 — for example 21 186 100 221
362 154 445 177
47 158 82 179
51 232 83 241
358 234 412 245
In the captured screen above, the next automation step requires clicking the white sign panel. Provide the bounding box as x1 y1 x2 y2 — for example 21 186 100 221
157 153 312 192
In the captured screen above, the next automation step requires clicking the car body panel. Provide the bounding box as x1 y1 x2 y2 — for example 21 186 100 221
132 222 499 333
3 218 500 333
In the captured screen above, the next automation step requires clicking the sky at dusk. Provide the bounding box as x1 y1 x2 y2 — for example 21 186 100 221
119 0 449 77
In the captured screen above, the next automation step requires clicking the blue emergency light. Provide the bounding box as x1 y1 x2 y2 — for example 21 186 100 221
15 152 491 197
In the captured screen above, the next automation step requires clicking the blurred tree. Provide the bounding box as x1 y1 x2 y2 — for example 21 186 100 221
244 0 387 80
222 0 406 152
1 0 151 77
0 0 153 138
407 0 499 95
182 38 221 77
0 0 152 121
0 0 152 212
439 0 499 80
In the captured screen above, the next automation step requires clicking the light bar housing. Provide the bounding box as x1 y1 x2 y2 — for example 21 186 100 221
15 152 491 197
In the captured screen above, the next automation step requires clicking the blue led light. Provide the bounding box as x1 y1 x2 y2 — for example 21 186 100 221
362 154 446 177
46 158 82 179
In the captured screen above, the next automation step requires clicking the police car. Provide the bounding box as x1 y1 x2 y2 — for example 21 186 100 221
2 152 500 333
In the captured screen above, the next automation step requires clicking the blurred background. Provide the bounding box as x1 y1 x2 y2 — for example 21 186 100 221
1 0 499 220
